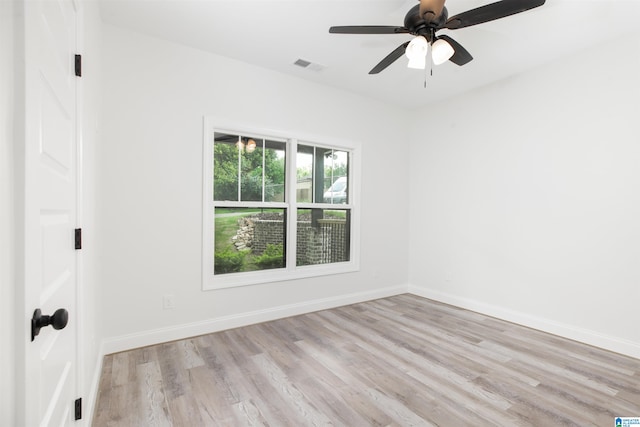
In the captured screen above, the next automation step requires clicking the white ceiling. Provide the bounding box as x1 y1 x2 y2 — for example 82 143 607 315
99 0 640 109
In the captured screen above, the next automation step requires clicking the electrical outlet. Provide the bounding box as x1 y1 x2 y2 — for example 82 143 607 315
163 294 175 310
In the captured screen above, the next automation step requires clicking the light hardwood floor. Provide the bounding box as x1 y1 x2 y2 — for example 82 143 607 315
93 294 640 426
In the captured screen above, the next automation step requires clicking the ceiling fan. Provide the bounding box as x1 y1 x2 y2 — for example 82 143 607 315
329 0 546 74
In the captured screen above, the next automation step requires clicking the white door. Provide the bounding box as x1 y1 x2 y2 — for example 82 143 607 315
23 0 80 425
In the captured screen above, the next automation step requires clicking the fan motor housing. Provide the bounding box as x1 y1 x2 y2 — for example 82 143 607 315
404 4 448 38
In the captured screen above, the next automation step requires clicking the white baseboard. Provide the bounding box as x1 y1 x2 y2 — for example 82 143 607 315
89 282 639 425
89 285 405 422
88 283 640 421
100 285 407 356
408 285 640 360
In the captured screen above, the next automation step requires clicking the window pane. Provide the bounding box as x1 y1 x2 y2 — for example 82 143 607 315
213 132 240 201
265 140 286 202
215 207 286 274
296 145 349 204
296 144 313 203
215 134 286 203
323 149 349 204
296 209 350 266
240 136 263 202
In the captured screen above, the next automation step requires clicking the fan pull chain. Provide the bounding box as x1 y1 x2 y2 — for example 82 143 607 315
430 46 434 78
424 50 434 89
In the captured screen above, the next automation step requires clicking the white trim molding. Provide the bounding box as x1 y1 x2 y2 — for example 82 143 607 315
100 285 406 356
408 285 640 360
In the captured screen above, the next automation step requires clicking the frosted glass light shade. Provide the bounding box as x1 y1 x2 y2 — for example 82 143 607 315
405 36 429 70
432 39 455 65
407 55 427 69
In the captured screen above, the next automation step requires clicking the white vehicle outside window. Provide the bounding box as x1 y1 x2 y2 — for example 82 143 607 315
323 177 347 204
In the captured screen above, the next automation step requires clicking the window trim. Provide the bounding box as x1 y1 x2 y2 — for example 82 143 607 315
202 118 361 290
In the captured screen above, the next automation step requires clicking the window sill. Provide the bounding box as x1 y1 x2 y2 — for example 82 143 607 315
202 260 360 290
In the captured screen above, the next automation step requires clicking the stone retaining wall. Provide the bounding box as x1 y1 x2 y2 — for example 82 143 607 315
232 214 348 265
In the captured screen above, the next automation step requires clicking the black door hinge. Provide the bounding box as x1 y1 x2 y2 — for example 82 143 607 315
74 398 82 420
75 54 82 77
75 228 82 250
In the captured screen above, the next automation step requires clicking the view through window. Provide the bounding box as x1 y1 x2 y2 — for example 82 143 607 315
206 129 356 287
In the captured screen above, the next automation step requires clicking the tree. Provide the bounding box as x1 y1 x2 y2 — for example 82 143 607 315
214 140 285 201
213 142 239 201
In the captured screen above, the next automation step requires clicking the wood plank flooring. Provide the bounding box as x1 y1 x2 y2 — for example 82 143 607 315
92 294 640 426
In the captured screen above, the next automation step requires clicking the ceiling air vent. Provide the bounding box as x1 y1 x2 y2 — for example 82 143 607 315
293 58 325 72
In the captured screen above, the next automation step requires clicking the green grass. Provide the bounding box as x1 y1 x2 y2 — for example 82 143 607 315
324 210 347 219
215 208 259 215
214 215 241 252
215 207 283 215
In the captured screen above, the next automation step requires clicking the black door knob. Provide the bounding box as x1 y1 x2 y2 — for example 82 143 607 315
31 308 69 341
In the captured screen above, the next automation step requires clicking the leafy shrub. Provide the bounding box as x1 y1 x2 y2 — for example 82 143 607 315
254 243 284 270
215 249 247 274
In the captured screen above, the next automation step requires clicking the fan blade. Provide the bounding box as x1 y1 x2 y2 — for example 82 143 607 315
437 35 473 66
419 0 446 23
444 0 545 29
329 26 409 34
369 41 410 74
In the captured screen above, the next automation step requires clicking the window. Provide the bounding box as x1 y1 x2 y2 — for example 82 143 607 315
203 122 359 289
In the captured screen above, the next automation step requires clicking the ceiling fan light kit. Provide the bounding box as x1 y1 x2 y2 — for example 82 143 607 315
432 38 455 65
406 36 429 69
236 136 257 153
329 0 546 75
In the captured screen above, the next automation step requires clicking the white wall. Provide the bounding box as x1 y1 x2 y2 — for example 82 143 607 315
98 25 411 350
1 1 16 424
408 32 640 358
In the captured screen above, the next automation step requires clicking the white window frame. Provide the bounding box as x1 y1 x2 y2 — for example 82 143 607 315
202 118 361 290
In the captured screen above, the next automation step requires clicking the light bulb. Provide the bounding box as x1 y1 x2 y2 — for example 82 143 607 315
405 36 429 70
432 38 455 65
